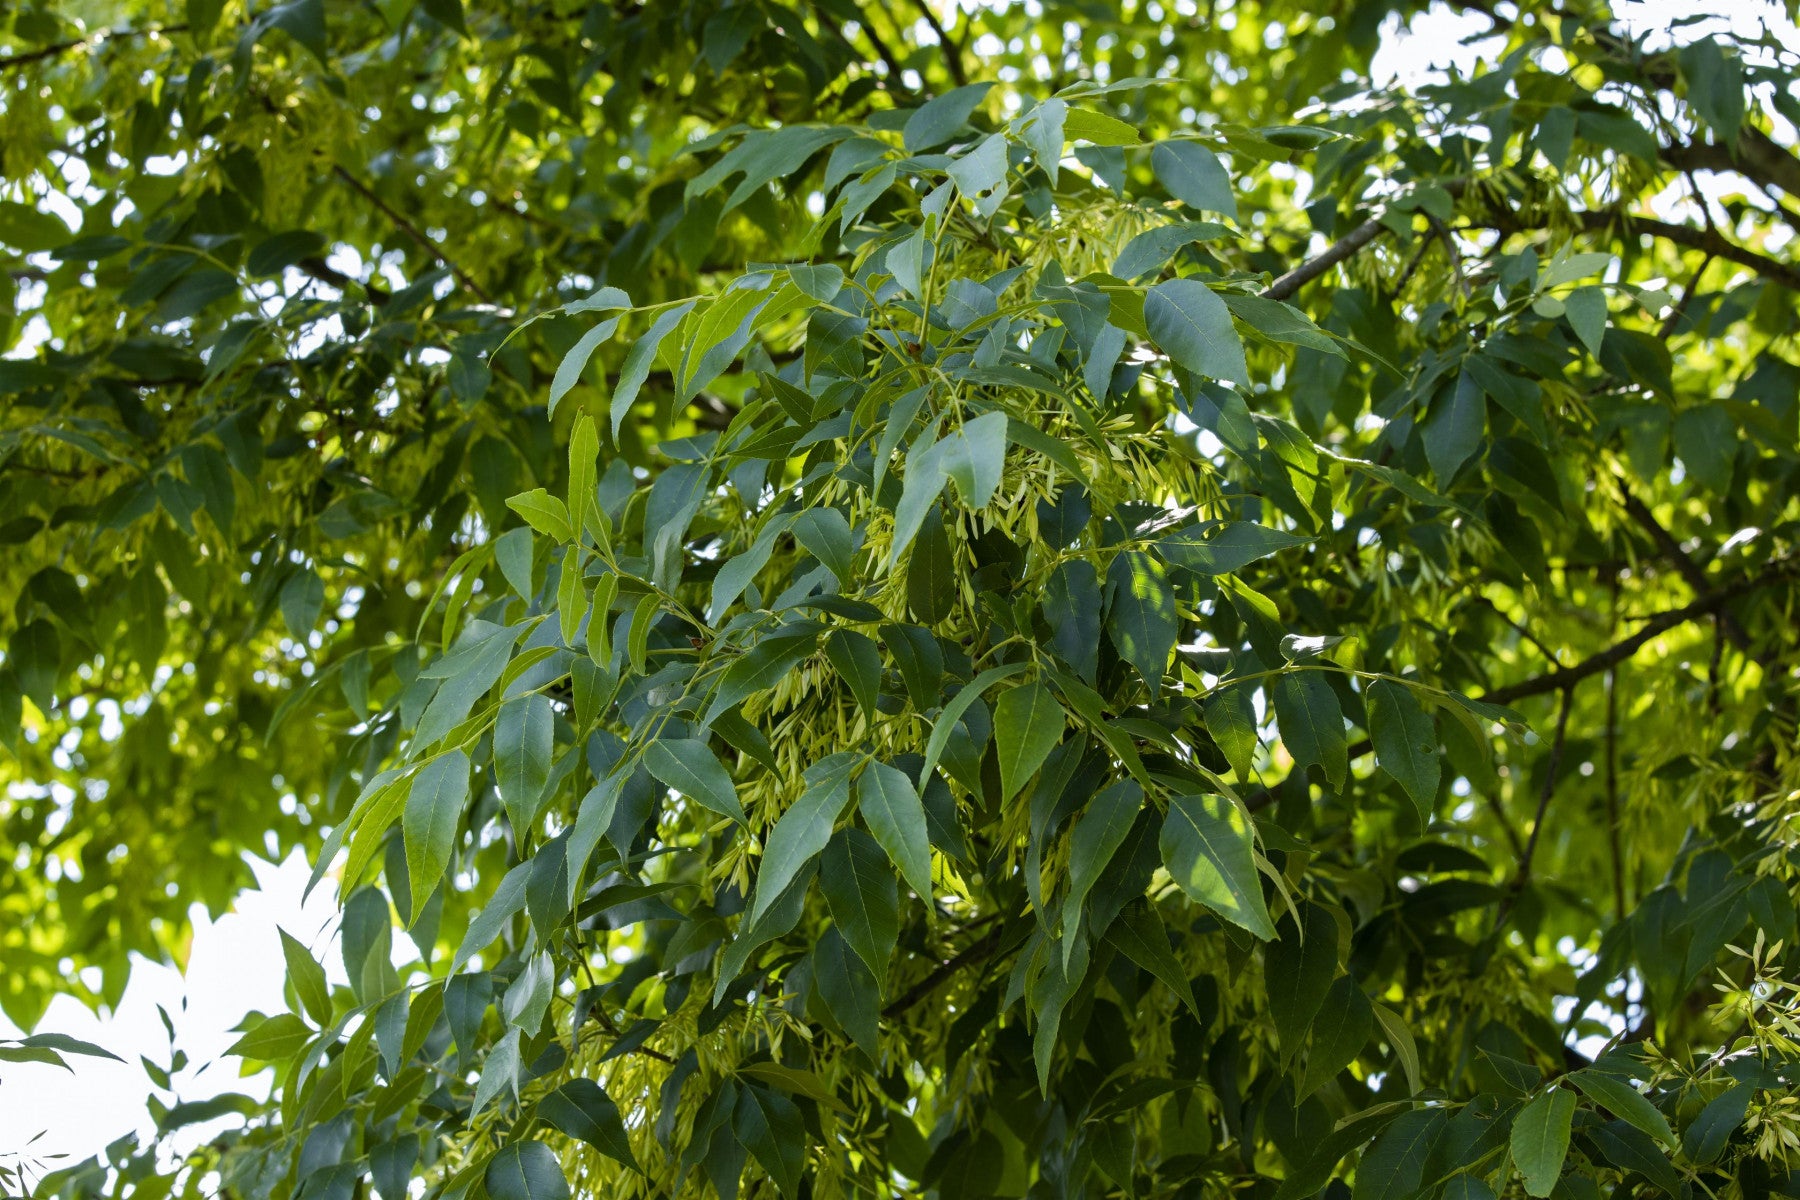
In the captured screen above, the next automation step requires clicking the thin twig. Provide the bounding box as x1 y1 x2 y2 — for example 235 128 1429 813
0 23 187 71
329 164 496 305
1656 252 1713 340
1494 685 1576 930
1604 579 1626 922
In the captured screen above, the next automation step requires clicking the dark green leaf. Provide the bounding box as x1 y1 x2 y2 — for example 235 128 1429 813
1160 793 1275 939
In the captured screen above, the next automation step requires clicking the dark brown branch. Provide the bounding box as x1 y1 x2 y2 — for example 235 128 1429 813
1485 558 1796 706
1510 686 1574 896
1663 129 1800 205
295 255 390 305
1656 252 1713 340
0 24 186 71
1618 487 1749 651
1483 208 1800 292
1260 217 1387 301
1244 555 1798 811
882 925 1004 1020
909 0 970 88
1604 582 1626 923
329 165 497 305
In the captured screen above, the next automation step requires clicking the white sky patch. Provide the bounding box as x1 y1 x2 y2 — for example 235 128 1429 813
0 852 416 1167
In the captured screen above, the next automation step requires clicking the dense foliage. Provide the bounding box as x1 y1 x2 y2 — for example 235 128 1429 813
4 1 1800 1199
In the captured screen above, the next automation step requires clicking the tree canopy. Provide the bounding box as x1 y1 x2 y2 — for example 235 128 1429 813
3 1 1800 1199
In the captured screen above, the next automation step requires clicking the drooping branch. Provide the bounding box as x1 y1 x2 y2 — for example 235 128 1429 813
329 165 497 306
1243 555 1798 811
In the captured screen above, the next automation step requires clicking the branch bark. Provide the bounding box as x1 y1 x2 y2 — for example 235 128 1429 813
1260 217 1388 301
329 165 497 305
1243 555 1798 811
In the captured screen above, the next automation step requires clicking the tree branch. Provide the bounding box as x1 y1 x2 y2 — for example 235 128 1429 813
0 24 186 71
1243 555 1798 811
882 925 1004 1020
1260 216 1388 301
329 165 497 305
909 0 970 88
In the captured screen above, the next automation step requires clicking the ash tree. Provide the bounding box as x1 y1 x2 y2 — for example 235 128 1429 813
3 2 1800 1200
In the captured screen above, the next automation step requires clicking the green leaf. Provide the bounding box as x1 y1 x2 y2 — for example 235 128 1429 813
905 504 957 625
643 738 745 824
825 629 882 720
453 862 532 973
1063 106 1142 145
902 82 994 153
1157 521 1312 574
733 1084 807 1199
279 569 324 640
1145 278 1248 386
889 433 949 569
791 507 855 587
1061 780 1143 943
1103 900 1199 1016
787 263 844 302
612 302 695 439
1422 372 1485 484
940 410 1008 510
947 132 1009 197
1367 680 1439 821
820 828 899 985
1300 975 1372 1097
539 1080 639 1172
568 414 599 545
280 929 331 1025
748 755 857 925
1106 550 1177 698
14 1032 123 1063
1204 684 1259 779
1511 1088 1577 1198
1352 1108 1449 1200
402 750 468 924
1044 559 1101 682
1680 38 1746 142
1372 1003 1422 1095
1265 903 1337 1053
10 619 59 712
495 694 554 831
993 683 1066 803
813 926 880 1059
1113 221 1231 280
548 315 621 418
1681 1082 1752 1164
1221 294 1345 356
700 628 821 727
1564 286 1607 357
1272 672 1347 789
1017 97 1066 184
857 761 934 903
225 1013 312 1061
484 1142 570 1200
506 489 574 543
919 662 1032 787
1567 1069 1675 1148
1160 793 1275 939
472 1027 522 1115
1152 140 1237 218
